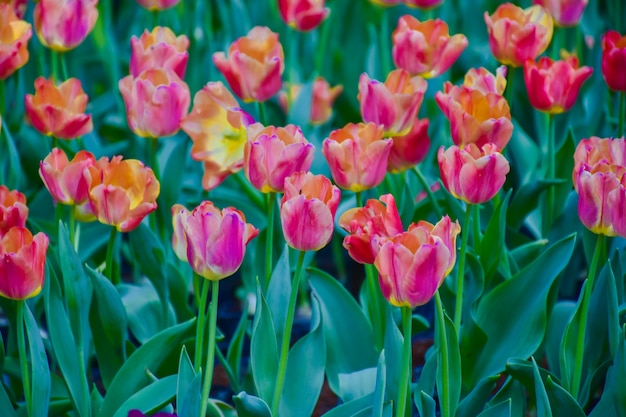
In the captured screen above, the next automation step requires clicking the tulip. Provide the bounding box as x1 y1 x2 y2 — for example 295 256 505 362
435 83 513 150
484 3 553 67
119 68 191 138
387 117 430 173
601 31 626 92
280 172 340 251
136 0 181 10
130 26 189 78
322 122 392 192
278 77 343 125
358 69 427 137
375 215 460 307
532 0 587 27
244 123 315 193
403 0 443 8
180 82 255 190
0 4 31 79
0 0 27 18
463 65 508 95
25 77 93 139
87 156 160 232
213 26 284 102
172 201 258 280
0 186 28 237
339 193 404 264
392 16 468 78
523 56 592 114
278 0 329 31
33 0 98 52
0 227 49 300
438 143 510 204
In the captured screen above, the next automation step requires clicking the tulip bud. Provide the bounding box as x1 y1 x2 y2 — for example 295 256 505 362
0 227 49 300
601 31 626 92
0 186 28 238
278 0 330 31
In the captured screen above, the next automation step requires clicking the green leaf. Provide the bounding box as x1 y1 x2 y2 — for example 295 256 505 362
112 375 177 417
266 244 291 343
0 383 16 417
23 302 51 417
119 279 171 343
371 350 386 417
251 282 278 404
544 377 585 417
176 346 199 417
320 393 375 417
97 318 195 417
337 367 377 402
226 297 249 392
589 326 626 417
544 301 576 377
478 192 510 279
554 131 576 222
414 349 437 414
488 378 525 417
233 392 272 417
507 180 562 231
531 357 552 417
308 267 378 398
415 391 436 417
435 303 461 417
476 400 511 417
456 376 499 417
383 307 402 404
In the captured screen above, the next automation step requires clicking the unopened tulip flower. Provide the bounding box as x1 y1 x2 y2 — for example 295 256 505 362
136 0 181 10
438 143 510 204
280 172 340 251
244 123 315 193
375 215 460 307
278 0 329 32
392 16 468 78
213 26 284 102
485 3 553 67
119 68 190 138
601 31 626 91
0 227 48 300
180 82 255 190
436 83 513 149
463 66 507 95
322 122 392 192
278 77 343 124
172 201 258 280
339 193 404 264
25 77 93 139
130 27 189 78
0 4 31 79
524 56 592 114
388 117 430 173
358 69 427 137
0 186 28 237
87 156 160 232
33 0 98 51
532 0 587 27
0 0 27 18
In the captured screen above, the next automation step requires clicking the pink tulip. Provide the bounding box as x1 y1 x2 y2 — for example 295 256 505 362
387 117 430 173
0 186 28 238
130 26 189 78
463 66 508 95
601 31 626 92
278 77 343 125
532 0 587 27
278 0 329 31
0 227 48 300
0 4 31 79
33 0 98 51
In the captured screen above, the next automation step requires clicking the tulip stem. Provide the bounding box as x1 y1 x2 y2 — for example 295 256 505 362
199 279 220 417
264 192 276 289
472 204 482 247
570 234 604 400
69 207 77 250
619 91 625 137
105 227 119 284
435 290 451 417
50 49 60 82
396 306 413 417
194 275 210 373
58 52 69 80
17 301 31 414
453 203 471 334
380 9 392 75
257 101 267 125
505 66 514 116
271 250 306 415
0 79 5 116
413 166 443 218
314 12 332 76
544 113 555 236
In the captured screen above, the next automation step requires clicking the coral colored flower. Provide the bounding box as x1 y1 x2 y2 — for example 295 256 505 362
435 83 513 150
25 77 93 139
280 172 341 251
388 117 430 173
130 26 189 78
213 26 284 102
278 77 343 125
375 215 460 308
119 69 190 138
403 0 443 8
438 143 510 204
0 4 31 80
0 227 48 300
358 69 427 137
0 186 28 238
484 3 553 67
339 194 404 264
0 0 27 18
392 16 468 78
278 0 329 31
171 201 258 280
87 156 160 232
523 56 592 114
322 122 392 192
601 31 626 92
180 82 255 191
244 123 315 193
532 0 587 27
136 0 180 10
33 0 98 52
463 65 507 95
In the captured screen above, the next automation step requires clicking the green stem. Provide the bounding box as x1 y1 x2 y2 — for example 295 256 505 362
0 79 5 116
52 136 58 151
214 342 241 393
199 280 220 417
396 306 413 417
413 166 443 217
69 206 76 250
505 66 514 117
355 190 363 208
233 171 265 210
313 13 332 76
380 9 392 75
472 204 481 247
105 227 119 284
17 301 31 414
58 52 69 80
51 49 60 81
150 138 161 181
257 101 267 125
434 291 451 417
331 233 347 282
619 91 625 137
453 204 472 334
570 234 605 399
264 192 276 289
544 113 555 236
365 262 384 349
194 276 210 373
271 250 306 414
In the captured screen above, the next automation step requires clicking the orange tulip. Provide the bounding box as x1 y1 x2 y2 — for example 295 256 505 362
0 0 27 18
278 0 329 31
130 26 189 78
0 3 31 79
0 186 28 237
33 0 98 51
463 65 508 95
532 0 587 27
0 227 48 300
25 77 93 139
278 77 343 125
387 117 430 173
136 0 181 10
601 31 626 92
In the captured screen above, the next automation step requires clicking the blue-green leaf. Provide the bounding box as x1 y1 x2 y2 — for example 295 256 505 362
251 282 278 404
23 302 51 417
233 392 272 417
112 375 177 417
